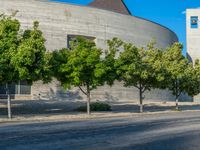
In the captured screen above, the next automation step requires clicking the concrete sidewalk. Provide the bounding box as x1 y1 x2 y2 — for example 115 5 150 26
1 100 200 123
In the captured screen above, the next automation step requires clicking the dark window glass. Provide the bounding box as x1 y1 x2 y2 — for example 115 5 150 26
8 83 17 94
19 81 31 95
0 81 31 95
0 85 6 94
0 84 17 94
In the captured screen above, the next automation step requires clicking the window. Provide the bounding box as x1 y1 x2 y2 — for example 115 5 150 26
19 80 31 95
0 81 31 95
191 16 198 28
67 35 95 49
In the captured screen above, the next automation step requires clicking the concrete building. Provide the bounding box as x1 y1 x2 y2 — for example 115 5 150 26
0 0 179 101
187 9 200 63
187 8 200 101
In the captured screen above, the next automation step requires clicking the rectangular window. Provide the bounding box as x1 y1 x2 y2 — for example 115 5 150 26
0 85 6 94
191 16 198 28
0 84 16 95
0 81 31 95
19 80 31 95
67 35 95 49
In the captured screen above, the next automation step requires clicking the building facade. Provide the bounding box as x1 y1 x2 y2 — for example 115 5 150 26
187 8 200 102
187 9 200 63
0 0 180 101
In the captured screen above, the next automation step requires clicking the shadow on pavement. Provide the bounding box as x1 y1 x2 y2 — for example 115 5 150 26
0 100 200 117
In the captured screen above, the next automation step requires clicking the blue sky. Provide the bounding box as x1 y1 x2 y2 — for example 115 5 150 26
51 0 200 55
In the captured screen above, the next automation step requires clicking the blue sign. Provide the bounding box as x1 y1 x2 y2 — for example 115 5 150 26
191 16 198 28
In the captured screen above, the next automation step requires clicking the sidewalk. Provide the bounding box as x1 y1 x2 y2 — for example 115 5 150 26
1 100 200 124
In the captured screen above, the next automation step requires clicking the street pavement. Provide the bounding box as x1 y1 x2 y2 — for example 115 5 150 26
0 111 200 150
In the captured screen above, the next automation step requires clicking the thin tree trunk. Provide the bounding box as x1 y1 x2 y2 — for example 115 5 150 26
175 80 179 110
6 84 12 119
86 84 91 115
176 93 179 110
139 91 143 113
139 82 143 113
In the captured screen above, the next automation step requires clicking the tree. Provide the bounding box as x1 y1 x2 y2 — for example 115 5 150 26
51 37 106 115
102 38 123 86
0 15 20 119
115 41 165 113
11 21 48 84
162 43 190 110
0 16 49 119
49 48 69 83
185 60 200 98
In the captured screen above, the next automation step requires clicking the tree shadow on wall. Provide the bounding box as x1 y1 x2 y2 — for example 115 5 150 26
103 92 119 102
33 88 83 101
55 89 83 101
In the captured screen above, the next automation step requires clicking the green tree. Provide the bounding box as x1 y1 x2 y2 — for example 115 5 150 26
163 43 190 110
116 41 165 113
181 60 200 103
0 15 20 119
52 37 106 115
49 48 70 87
12 21 48 84
102 38 123 86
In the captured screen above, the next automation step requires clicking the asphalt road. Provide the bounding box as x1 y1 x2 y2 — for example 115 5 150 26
1 112 200 150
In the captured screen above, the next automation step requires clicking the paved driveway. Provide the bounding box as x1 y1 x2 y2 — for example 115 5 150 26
0 111 200 150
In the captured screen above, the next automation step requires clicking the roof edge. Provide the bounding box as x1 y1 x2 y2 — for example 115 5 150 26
121 0 132 15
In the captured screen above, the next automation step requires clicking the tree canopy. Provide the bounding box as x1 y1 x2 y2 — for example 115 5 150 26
0 15 20 84
0 15 50 118
11 21 48 84
162 43 195 109
115 40 165 112
51 36 107 115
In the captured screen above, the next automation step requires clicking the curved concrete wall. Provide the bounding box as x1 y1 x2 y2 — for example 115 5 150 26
0 0 178 50
0 0 182 102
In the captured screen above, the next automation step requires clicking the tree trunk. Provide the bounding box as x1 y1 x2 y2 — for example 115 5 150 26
139 87 143 113
6 84 12 119
86 84 91 115
175 80 179 110
176 96 179 110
